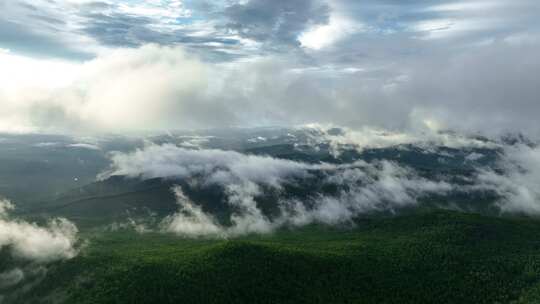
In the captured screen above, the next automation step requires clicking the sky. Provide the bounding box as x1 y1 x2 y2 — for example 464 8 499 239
0 0 539 135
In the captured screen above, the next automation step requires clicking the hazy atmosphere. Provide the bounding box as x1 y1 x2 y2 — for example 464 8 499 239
1 1 540 303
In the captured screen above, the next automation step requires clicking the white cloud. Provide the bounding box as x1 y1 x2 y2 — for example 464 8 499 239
477 145 540 214
107 144 455 237
118 0 191 20
225 182 274 235
0 199 79 263
1 37 539 138
101 143 309 187
0 52 79 90
299 13 362 50
0 44 207 133
178 135 214 148
161 187 223 237
413 18 500 40
299 123 498 156
427 1 503 13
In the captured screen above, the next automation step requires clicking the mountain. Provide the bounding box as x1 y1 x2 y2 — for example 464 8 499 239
28 136 503 228
18 133 504 229
3 129 539 303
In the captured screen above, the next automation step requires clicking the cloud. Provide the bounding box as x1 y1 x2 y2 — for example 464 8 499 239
0 268 25 289
100 143 310 187
104 144 455 237
1 37 540 138
79 12 155 47
0 198 79 263
299 11 362 50
161 187 224 238
106 217 152 234
476 145 540 214
67 143 101 150
299 124 498 156
0 0 245 61
77 0 194 49
0 44 213 133
178 135 214 149
0 0 101 59
222 0 330 48
105 140 540 237
0 197 80 300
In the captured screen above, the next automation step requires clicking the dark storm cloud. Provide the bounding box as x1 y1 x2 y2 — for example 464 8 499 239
80 13 155 47
222 0 330 47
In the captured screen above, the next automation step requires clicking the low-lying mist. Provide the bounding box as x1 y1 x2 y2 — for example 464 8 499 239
97 134 540 237
0 199 79 300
